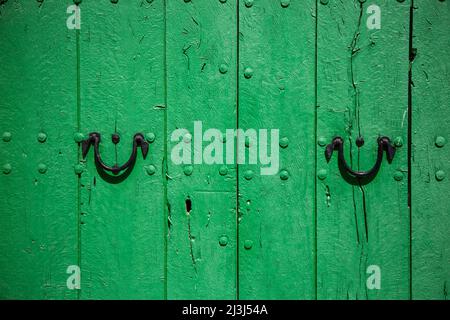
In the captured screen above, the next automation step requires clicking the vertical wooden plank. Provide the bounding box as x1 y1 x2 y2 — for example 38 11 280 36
316 0 410 299
0 0 78 299
412 0 450 300
166 0 237 299
79 0 165 299
238 0 316 299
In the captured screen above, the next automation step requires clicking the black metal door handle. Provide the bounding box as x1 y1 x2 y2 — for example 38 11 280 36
325 136 396 179
81 132 148 175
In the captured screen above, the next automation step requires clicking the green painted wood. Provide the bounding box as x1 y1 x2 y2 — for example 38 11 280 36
411 0 450 300
316 0 410 299
166 0 237 299
0 0 449 301
0 0 78 299
78 0 165 299
238 0 316 299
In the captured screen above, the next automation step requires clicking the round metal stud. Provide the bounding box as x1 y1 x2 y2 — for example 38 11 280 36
112 133 120 144
436 170 445 181
244 240 253 250
37 132 47 143
279 137 289 148
184 133 192 143
3 164 12 175
244 0 254 7
184 165 193 176
219 64 228 74
435 136 446 148
318 169 327 180
74 132 85 143
394 171 403 181
318 137 327 147
145 132 156 143
280 170 289 180
219 166 228 176
74 163 85 175
281 0 290 8
394 137 403 148
38 163 47 174
219 236 228 246
2 132 12 142
244 170 254 180
244 67 253 79
145 165 156 176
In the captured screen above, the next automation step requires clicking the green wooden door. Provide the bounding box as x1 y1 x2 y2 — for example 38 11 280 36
0 0 448 300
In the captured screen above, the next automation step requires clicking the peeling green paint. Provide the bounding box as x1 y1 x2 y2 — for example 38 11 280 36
0 0 448 300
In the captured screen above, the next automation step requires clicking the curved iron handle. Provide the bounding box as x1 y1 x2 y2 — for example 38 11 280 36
81 132 148 175
325 136 396 179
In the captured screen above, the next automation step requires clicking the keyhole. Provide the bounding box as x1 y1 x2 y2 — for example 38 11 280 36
185 198 192 214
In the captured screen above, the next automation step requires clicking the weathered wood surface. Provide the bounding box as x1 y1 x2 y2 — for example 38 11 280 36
166 0 237 299
78 1 166 299
238 0 316 299
316 0 410 299
0 0 78 299
412 0 450 300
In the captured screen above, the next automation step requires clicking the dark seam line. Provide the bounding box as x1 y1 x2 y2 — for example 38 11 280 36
163 0 169 301
236 0 240 301
76 26 81 301
408 0 414 301
314 0 319 301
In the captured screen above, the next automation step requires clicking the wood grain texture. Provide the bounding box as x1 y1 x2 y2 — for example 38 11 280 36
316 0 410 299
0 0 449 300
0 0 78 299
78 0 165 299
238 0 316 299
412 0 450 300
166 0 237 299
